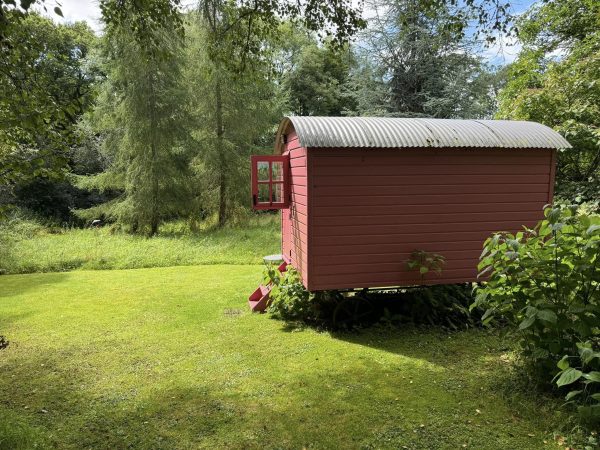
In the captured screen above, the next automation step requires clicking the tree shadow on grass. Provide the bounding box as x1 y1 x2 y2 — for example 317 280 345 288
0 332 565 450
0 272 71 299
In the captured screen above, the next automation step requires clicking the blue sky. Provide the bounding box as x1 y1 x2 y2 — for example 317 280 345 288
41 0 539 65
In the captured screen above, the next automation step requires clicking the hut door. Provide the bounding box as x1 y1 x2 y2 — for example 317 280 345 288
251 155 290 210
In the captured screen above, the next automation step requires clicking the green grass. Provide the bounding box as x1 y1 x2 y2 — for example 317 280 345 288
0 266 569 449
0 216 279 274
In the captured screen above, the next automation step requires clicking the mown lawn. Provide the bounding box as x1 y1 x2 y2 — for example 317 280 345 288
0 216 279 274
0 265 567 449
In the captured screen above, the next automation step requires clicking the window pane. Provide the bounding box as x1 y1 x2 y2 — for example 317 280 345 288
257 162 269 181
257 183 270 203
271 161 283 181
272 183 283 203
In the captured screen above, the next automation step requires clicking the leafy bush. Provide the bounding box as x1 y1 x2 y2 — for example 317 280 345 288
472 205 600 376
555 340 600 423
375 284 480 330
266 266 315 322
266 264 480 330
406 250 446 280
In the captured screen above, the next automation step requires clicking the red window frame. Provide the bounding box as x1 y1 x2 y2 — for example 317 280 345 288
251 155 290 210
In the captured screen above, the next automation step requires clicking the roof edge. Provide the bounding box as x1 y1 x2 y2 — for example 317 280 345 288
276 116 573 151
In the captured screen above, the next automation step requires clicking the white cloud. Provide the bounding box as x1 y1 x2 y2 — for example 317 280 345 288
481 36 523 66
38 0 102 33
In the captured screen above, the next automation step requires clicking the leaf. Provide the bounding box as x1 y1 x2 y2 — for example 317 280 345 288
586 224 600 235
578 347 599 365
565 390 582 401
556 368 582 387
536 309 557 323
54 6 63 17
481 308 495 322
518 315 536 330
583 372 600 382
591 393 600 401
419 266 429 275
557 355 570 370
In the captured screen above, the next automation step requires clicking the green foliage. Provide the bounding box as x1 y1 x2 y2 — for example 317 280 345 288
0 13 97 188
407 250 446 279
265 262 478 330
472 206 600 376
266 265 314 322
184 15 285 226
78 5 192 235
0 213 279 274
375 284 480 330
497 0 600 203
357 0 501 119
554 341 600 424
99 0 184 54
284 39 357 116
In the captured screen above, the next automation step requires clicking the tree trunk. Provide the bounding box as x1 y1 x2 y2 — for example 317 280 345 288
148 70 160 237
215 72 227 227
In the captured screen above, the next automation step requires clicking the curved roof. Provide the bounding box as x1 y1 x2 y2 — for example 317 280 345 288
276 116 571 152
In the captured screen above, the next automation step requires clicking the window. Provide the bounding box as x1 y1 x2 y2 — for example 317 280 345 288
251 155 290 210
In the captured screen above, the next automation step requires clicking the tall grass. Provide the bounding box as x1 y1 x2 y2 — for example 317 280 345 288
0 213 280 275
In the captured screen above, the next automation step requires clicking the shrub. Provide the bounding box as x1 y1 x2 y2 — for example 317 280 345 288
554 340 600 423
265 266 315 322
472 205 600 376
265 264 480 330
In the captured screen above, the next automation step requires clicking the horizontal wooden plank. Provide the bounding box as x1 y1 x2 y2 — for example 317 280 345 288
313 152 551 168
312 241 485 256
310 268 479 291
312 165 550 180
289 213 307 227
289 146 306 157
316 259 478 276
315 250 481 266
313 211 543 227
290 202 307 216
286 208 307 222
314 184 548 197
313 202 547 217
290 185 307 196
310 276 479 291
291 167 307 178
314 192 549 207
313 173 548 186
290 157 306 168
290 193 306 207
314 221 538 237
313 230 502 247
286 137 301 152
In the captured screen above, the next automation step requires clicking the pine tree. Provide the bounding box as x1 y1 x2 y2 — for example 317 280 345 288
78 2 191 235
183 15 284 225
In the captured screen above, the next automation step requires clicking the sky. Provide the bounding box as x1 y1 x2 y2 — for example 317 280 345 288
41 0 538 65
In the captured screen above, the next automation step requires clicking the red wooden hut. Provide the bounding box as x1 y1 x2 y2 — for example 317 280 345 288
249 116 571 310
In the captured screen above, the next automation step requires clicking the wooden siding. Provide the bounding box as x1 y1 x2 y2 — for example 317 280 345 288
307 147 555 291
281 131 309 287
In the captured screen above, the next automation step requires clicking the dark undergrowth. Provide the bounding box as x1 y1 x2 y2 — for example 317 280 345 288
267 270 483 331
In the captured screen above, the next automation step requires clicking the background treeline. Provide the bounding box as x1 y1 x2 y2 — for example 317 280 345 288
0 0 598 235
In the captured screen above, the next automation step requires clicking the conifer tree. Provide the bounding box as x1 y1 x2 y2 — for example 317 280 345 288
78 1 191 235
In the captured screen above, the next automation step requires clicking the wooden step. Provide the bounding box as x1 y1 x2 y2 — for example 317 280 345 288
248 284 272 313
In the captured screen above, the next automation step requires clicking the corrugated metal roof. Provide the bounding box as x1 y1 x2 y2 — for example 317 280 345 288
278 116 571 150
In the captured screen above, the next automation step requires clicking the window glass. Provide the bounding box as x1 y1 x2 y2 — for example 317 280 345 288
257 183 270 203
271 161 283 181
257 162 269 181
272 183 283 203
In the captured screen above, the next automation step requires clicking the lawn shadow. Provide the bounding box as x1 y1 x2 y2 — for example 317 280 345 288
0 346 236 449
0 272 71 299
